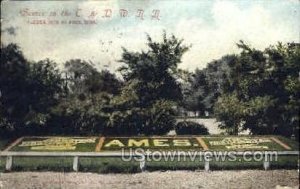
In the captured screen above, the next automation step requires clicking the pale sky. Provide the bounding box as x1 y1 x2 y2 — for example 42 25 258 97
1 0 299 72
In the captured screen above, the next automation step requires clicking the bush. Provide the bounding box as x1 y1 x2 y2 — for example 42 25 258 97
105 109 143 136
45 95 110 136
175 121 209 135
142 100 176 135
106 100 176 136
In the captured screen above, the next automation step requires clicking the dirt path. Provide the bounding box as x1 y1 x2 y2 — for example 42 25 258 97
0 170 298 189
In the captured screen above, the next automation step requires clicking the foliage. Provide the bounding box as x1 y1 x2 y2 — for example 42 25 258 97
145 100 176 135
43 59 122 136
183 55 234 115
119 31 189 106
107 99 176 136
64 59 122 97
175 121 209 135
0 44 29 135
0 46 122 137
106 32 188 135
214 41 300 137
214 93 245 135
46 93 111 135
0 44 63 137
1 37 298 139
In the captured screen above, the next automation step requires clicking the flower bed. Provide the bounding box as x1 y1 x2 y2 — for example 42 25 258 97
3 136 298 152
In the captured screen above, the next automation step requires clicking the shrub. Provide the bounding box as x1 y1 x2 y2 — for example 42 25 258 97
106 100 176 136
105 109 143 136
142 100 176 135
175 121 209 135
45 95 110 136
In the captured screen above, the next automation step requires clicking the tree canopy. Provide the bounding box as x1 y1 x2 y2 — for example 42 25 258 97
119 32 190 106
214 41 300 137
0 36 298 139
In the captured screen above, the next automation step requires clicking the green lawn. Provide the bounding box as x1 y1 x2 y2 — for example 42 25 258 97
0 155 298 173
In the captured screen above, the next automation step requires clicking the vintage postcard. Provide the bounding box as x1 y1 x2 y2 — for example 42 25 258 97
1 0 299 188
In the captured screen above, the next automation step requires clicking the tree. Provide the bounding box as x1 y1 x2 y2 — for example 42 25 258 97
46 59 123 135
119 31 189 107
107 32 189 135
214 93 246 135
64 59 122 98
27 59 63 112
23 59 64 132
215 41 300 138
0 44 29 135
183 55 234 116
0 44 64 136
182 69 207 115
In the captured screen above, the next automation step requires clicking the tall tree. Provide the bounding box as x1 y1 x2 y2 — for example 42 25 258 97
0 44 63 136
118 31 190 107
0 44 29 134
107 32 189 135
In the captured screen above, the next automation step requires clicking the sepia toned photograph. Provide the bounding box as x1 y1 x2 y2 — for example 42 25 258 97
0 0 299 188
